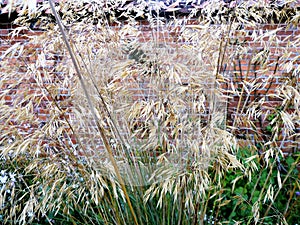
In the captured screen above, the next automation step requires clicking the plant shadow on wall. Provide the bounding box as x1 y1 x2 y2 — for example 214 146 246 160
0 1 300 224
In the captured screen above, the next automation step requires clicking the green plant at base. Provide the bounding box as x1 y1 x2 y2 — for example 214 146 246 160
206 148 299 225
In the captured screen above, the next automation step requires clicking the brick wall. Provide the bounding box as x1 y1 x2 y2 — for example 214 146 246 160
0 22 76 153
226 23 300 154
0 17 299 154
110 20 300 154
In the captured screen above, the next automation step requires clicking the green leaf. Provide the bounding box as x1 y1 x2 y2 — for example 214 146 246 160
251 191 260 204
235 187 244 195
266 125 272 132
286 156 294 167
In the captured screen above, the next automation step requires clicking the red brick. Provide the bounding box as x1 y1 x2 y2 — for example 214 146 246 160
294 30 300 36
0 20 299 153
261 24 280 30
4 95 12 101
38 115 48 121
277 30 293 36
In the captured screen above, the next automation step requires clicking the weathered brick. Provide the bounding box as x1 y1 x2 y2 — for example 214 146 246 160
0 19 299 153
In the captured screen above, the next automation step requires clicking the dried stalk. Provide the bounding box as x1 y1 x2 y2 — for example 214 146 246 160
48 1 139 225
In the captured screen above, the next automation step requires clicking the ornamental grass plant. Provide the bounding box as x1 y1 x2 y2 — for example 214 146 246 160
0 0 299 224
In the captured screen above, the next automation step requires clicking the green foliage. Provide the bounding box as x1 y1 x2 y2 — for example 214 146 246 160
207 148 300 224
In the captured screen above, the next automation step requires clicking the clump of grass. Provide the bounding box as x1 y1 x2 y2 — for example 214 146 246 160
0 0 299 224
